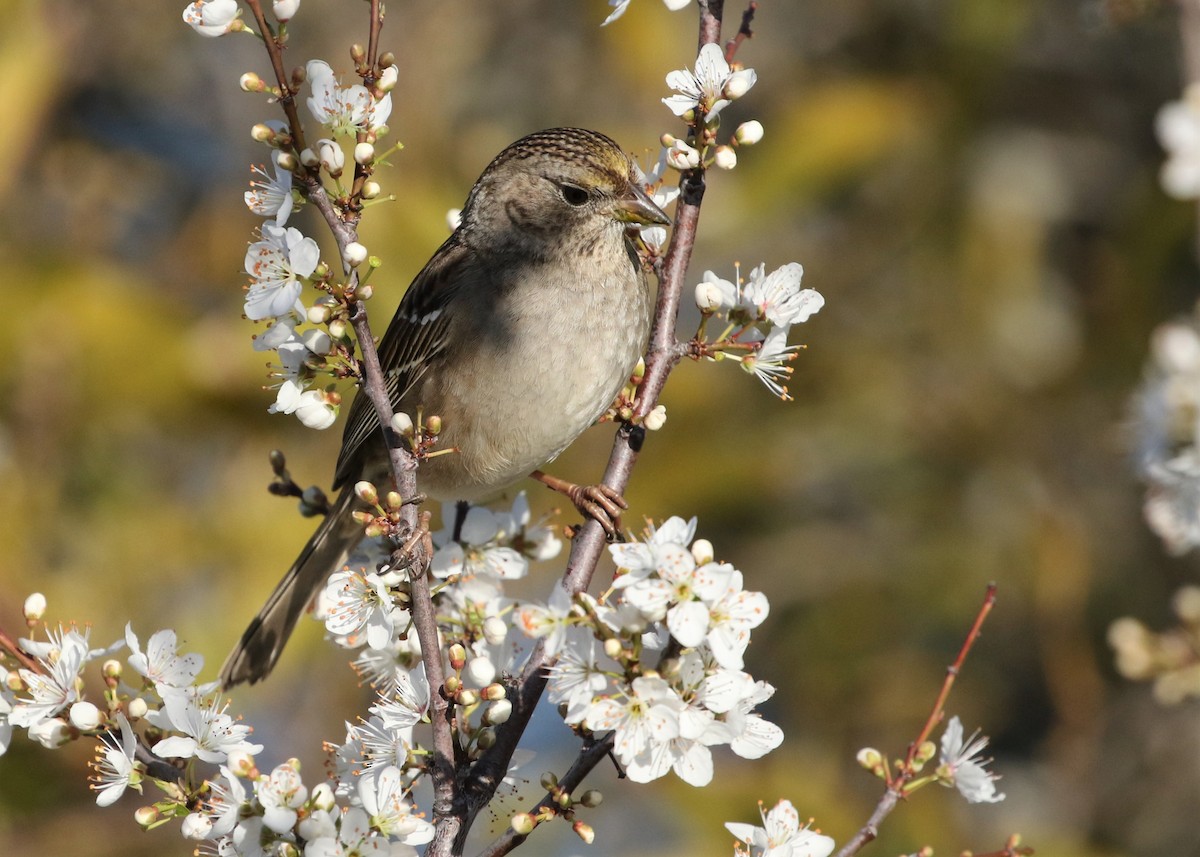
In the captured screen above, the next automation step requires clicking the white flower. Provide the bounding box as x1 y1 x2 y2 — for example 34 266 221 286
741 263 823 327
10 626 93 728
125 624 204 690
324 570 401 650
293 388 339 429
547 632 614 725
514 585 574 656
182 0 238 37
742 326 799 400
584 676 685 783
151 690 263 763
358 766 435 844
663 43 757 121
245 151 295 225
938 716 1006 804
307 60 371 136
726 799 836 857
610 515 697 587
200 766 249 837
306 807 392 857
90 714 140 807
702 567 769 670
602 0 690 26
369 664 430 741
70 700 102 730
722 679 784 760
430 504 528 580
245 224 319 321
256 762 308 834
0 671 14 756
1158 84 1200 199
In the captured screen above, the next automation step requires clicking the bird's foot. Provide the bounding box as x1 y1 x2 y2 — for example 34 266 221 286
532 470 626 540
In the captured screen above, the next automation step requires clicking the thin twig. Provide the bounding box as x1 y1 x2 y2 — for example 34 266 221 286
833 584 998 857
242 0 310 155
0 626 40 673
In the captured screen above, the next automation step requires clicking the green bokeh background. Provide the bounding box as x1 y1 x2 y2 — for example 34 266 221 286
1 0 1196 854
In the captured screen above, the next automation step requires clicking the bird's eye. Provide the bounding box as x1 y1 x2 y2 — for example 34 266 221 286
560 184 590 206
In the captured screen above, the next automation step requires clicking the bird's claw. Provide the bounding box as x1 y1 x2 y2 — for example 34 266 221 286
566 483 627 540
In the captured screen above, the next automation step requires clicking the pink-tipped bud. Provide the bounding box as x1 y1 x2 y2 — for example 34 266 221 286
240 72 266 93
354 481 378 505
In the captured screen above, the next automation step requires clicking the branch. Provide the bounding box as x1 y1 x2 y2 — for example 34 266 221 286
833 584 998 857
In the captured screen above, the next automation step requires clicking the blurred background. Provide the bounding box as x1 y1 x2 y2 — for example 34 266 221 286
1 0 1198 854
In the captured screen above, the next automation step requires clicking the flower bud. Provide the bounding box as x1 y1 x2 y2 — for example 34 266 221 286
734 120 764 146
448 643 467 671
690 538 714 565
362 180 382 199
69 701 102 730
317 139 344 176
666 141 700 171
376 66 400 92
511 813 536 835
483 615 508 645
127 697 148 719
343 242 368 267
573 821 595 844
384 491 403 511
354 142 375 165
350 43 367 64
856 747 884 773
483 682 507 701
465 656 496 688
579 789 603 808
444 674 461 695
723 68 757 100
391 411 414 435
355 284 374 301
540 772 559 790
251 123 277 143
643 404 667 432
483 699 512 725
240 72 265 92
424 415 443 436
913 740 937 767
354 481 378 505
181 812 214 840
227 750 258 777
135 806 161 830
713 145 737 170
311 781 336 812
603 638 624 660
23 592 46 621
457 688 479 707
276 151 298 172
273 0 301 22
299 147 319 167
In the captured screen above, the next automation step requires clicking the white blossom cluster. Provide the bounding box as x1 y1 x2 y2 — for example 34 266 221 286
0 610 435 855
187 0 399 432
1131 312 1200 554
693 263 825 400
515 516 782 786
726 799 835 857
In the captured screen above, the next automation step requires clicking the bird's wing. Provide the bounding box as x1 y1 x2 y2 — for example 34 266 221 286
334 231 473 487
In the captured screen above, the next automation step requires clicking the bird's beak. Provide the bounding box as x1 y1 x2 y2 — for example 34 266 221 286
615 183 671 226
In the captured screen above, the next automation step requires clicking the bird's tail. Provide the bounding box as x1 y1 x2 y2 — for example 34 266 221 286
219 484 364 688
